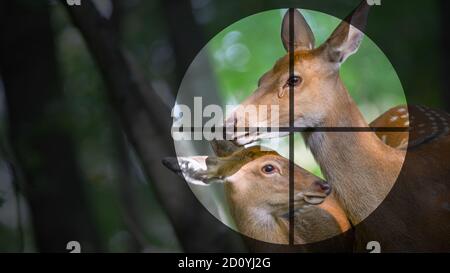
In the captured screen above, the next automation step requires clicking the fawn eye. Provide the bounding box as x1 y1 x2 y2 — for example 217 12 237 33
286 76 302 87
262 164 276 174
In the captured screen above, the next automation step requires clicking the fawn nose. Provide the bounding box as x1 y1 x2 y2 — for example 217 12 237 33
314 180 332 195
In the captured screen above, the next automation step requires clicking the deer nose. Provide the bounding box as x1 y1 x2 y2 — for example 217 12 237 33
314 180 332 195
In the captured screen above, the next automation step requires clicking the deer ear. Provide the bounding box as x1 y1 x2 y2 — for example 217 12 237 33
162 156 222 186
281 9 315 51
210 140 242 157
324 1 371 64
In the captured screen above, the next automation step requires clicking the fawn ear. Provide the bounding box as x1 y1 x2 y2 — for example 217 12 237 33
324 1 371 64
162 156 223 186
281 8 315 51
210 140 242 157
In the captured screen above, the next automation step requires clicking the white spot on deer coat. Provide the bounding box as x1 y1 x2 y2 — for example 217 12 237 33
390 116 399 122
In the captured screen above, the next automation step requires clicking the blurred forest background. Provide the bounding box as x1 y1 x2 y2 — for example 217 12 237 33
0 0 449 252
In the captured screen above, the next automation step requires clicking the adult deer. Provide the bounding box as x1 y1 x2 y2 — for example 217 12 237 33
226 2 450 251
162 141 351 246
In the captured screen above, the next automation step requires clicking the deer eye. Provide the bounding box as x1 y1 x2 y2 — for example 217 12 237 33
286 76 302 87
262 164 276 174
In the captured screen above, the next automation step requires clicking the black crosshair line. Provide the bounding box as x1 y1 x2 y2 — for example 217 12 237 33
173 127 409 133
289 8 295 246
288 8 296 246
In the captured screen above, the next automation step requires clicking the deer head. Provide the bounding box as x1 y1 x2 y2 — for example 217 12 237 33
226 2 371 145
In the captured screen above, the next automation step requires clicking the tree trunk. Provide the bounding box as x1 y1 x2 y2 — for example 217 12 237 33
61 0 244 252
0 0 101 252
161 0 206 90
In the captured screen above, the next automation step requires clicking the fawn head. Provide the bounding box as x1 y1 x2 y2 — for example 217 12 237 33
162 141 331 209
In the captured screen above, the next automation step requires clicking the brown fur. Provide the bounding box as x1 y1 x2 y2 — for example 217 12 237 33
227 6 450 251
219 148 350 244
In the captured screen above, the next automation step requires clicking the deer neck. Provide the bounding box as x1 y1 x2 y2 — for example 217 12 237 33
304 79 405 224
224 184 289 244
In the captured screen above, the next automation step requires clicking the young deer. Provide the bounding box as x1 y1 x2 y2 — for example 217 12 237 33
226 2 450 251
163 141 350 245
162 109 412 248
